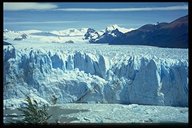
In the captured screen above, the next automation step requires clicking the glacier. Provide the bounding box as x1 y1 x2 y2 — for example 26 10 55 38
3 43 188 108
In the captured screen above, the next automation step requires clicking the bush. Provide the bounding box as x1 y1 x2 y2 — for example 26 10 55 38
18 95 52 124
65 40 74 43
51 95 58 105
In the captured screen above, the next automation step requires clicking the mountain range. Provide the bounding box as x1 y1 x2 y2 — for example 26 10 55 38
90 15 188 48
3 15 188 48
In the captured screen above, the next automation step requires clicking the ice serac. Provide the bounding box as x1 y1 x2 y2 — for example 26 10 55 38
160 61 188 107
3 46 188 108
129 59 162 105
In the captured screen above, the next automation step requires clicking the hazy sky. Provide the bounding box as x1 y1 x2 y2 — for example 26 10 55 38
4 2 188 31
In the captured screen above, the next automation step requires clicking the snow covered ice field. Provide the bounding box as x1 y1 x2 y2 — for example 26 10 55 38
3 30 188 123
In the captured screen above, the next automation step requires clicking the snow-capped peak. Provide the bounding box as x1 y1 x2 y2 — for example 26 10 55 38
19 30 42 34
84 28 100 40
51 28 88 36
4 29 9 32
106 24 120 32
106 24 135 33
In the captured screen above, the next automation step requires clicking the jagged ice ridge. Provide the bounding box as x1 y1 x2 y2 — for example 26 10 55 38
3 44 188 108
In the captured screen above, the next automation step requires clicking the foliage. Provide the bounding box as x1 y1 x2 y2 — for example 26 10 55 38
51 95 58 105
65 40 74 43
18 95 52 124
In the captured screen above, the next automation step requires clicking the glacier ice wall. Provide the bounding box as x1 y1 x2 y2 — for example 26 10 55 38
3 46 188 108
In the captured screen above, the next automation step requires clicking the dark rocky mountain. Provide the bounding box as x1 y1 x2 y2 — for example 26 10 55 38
14 34 28 41
92 15 188 48
3 41 12 45
84 28 100 41
93 29 124 44
122 15 188 48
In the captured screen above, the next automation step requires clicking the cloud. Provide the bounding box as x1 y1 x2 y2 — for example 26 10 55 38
4 3 187 12
4 2 57 11
56 5 188 12
5 21 78 24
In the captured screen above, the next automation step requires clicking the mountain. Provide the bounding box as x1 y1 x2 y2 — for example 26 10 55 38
93 29 124 44
105 24 134 33
120 15 188 48
88 25 131 44
30 32 58 37
92 15 188 48
3 41 12 45
84 28 100 40
51 28 88 36
14 33 28 41
3 28 88 44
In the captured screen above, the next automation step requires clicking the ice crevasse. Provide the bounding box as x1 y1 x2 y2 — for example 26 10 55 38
3 46 188 108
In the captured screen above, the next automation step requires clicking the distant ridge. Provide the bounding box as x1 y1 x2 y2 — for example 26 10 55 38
91 15 188 48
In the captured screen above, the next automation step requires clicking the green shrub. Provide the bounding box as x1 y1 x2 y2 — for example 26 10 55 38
65 40 74 43
51 95 58 105
18 95 52 124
